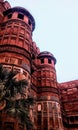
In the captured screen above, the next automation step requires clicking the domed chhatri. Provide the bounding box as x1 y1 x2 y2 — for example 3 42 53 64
38 51 56 64
3 6 35 31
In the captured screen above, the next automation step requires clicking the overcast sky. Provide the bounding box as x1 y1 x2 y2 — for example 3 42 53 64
7 0 78 83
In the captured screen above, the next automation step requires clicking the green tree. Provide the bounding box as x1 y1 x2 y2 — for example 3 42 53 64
0 64 35 130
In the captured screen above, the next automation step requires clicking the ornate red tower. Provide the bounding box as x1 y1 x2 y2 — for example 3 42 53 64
0 6 35 77
0 2 36 130
0 6 36 107
35 51 63 130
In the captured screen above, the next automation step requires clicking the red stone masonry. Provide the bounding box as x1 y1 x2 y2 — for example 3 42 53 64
0 1 78 130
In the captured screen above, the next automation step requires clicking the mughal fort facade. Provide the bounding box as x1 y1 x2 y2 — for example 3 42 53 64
0 0 78 130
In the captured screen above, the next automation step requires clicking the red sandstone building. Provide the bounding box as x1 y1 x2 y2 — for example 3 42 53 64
0 0 78 130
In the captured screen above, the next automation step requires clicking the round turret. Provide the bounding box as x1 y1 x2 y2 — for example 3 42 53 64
0 7 35 75
3 7 35 31
37 51 57 88
37 51 56 64
0 6 36 91
0 6 36 130
36 51 63 130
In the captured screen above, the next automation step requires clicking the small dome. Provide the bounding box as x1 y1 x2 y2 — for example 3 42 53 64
38 51 54 57
37 51 56 64
3 7 35 31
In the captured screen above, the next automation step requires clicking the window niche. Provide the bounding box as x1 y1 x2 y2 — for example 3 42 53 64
10 58 16 64
19 38 24 47
10 37 16 44
28 19 31 26
38 104 42 111
43 102 47 112
18 13 24 20
48 59 51 64
37 104 42 126
3 37 8 44
43 117 48 130
20 28 24 35
5 57 10 63
41 58 44 64
18 59 22 65
32 54 35 60
7 13 12 19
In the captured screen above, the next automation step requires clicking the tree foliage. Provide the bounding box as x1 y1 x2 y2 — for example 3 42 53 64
0 64 35 130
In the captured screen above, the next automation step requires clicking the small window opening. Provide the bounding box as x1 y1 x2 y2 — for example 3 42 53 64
8 14 12 19
31 68 34 74
70 117 74 122
41 59 44 64
18 13 24 20
48 59 51 64
32 54 35 60
18 59 22 65
28 19 31 25
38 104 41 111
75 116 78 121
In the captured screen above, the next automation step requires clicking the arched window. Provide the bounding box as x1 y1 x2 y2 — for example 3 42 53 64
41 58 44 64
48 59 51 64
32 54 35 60
7 13 12 19
28 19 31 25
18 13 24 20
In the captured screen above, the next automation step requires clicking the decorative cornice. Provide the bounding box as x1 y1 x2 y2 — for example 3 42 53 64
0 44 31 60
0 19 31 32
37 86 59 94
37 95 59 102
37 64 56 71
